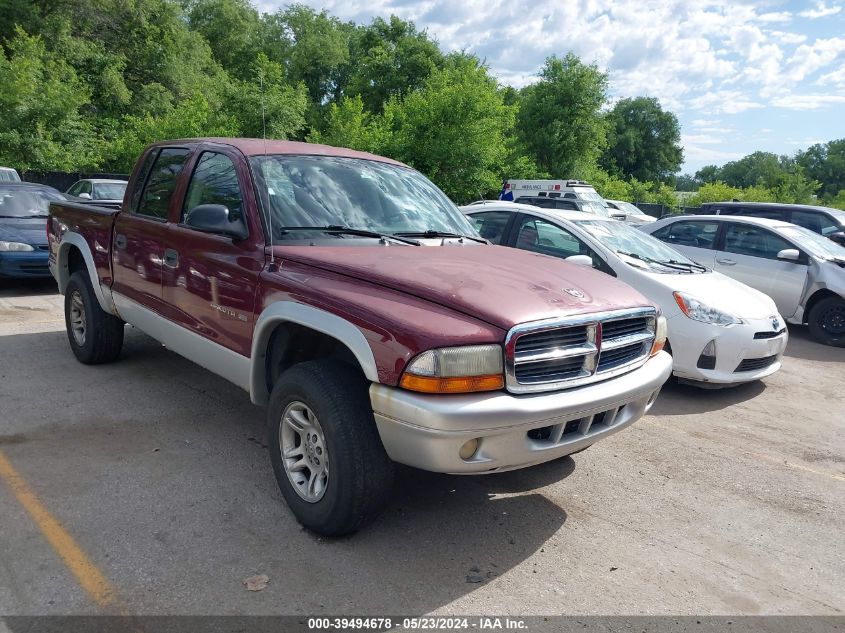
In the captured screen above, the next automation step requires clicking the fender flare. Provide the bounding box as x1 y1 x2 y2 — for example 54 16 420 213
250 301 379 405
57 232 116 314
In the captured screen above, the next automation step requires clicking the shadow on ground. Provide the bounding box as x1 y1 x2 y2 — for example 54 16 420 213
0 278 58 298
1 328 569 614
649 378 766 416
784 324 845 362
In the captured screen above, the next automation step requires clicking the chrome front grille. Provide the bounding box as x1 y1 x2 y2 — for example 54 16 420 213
505 308 657 394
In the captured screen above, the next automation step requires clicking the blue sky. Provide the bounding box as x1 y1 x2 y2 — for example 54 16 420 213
260 0 845 174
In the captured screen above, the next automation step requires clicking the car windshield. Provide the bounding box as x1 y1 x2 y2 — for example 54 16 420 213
619 202 648 216
576 218 702 272
0 169 21 183
0 187 63 217
94 183 127 200
779 225 845 260
575 189 609 207
250 155 478 240
581 201 610 216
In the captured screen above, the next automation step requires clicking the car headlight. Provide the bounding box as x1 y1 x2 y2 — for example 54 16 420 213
400 344 504 394
0 241 35 252
673 291 741 326
651 314 668 356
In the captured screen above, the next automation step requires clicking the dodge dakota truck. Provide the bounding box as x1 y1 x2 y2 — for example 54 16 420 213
48 138 672 535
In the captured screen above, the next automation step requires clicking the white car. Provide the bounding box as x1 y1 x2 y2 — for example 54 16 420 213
66 178 128 203
643 214 845 347
0 167 21 183
462 202 787 386
606 200 656 225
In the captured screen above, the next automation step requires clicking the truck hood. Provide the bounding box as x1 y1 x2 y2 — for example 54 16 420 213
274 244 654 330
0 217 48 247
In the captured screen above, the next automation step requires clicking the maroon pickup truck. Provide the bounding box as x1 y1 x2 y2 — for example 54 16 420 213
48 138 672 535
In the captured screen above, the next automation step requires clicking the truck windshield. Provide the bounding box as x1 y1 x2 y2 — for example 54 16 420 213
0 187 63 218
250 155 478 240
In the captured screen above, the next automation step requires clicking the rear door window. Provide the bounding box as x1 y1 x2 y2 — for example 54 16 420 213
652 220 719 249
468 211 511 244
136 148 191 220
791 210 838 236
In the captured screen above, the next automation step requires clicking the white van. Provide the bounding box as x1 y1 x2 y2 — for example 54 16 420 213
499 179 608 207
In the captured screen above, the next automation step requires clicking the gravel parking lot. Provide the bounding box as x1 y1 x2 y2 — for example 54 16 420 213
1 279 843 617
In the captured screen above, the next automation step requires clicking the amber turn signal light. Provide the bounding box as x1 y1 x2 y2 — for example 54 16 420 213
399 373 504 394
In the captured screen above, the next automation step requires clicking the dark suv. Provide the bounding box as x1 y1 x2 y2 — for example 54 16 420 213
700 202 845 246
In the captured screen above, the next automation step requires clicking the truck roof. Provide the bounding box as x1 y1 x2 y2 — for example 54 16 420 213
147 138 408 167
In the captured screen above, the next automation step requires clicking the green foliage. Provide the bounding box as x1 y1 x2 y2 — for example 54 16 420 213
827 190 845 210
0 28 99 171
796 139 845 200
517 53 609 178
382 54 516 202
307 95 386 154
601 97 682 182
346 16 444 113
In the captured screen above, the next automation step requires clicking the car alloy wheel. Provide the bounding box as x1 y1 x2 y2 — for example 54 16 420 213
819 302 845 336
280 401 329 503
69 290 86 346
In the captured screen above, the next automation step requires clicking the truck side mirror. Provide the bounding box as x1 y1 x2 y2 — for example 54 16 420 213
184 204 248 240
776 248 801 262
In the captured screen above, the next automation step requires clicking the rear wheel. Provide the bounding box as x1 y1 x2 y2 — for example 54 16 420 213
807 296 845 347
64 271 124 364
267 360 394 536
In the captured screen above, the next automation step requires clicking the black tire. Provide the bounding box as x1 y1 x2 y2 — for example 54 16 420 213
267 360 394 536
807 296 845 347
64 271 124 364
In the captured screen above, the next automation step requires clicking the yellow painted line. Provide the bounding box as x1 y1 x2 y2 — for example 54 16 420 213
0 449 116 607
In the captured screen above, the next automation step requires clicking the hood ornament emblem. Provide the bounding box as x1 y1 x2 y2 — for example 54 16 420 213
564 288 585 299
771 316 780 331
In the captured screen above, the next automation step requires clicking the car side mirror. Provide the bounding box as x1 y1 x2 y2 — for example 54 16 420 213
829 231 845 246
184 204 248 240
566 254 594 268
78 192 91 200
777 248 801 262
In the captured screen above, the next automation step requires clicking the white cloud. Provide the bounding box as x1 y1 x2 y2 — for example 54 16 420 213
687 90 764 114
772 94 845 109
787 37 845 82
757 11 792 22
798 2 842 18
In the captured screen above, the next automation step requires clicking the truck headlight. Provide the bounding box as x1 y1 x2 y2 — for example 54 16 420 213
0 241 34 252
673 291 741 326
399 344 504 394
651 314 668 356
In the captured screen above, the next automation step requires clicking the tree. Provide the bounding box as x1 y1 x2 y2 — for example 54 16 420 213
263 4 352 105
0 28 100 171
695 165 720 184
601 97 682 181
797 139 845 200
675 173 698 192
717 151 786 189
183 0 261 75
345 16 444 113
307 95 386 153
517 53 609 178
383 54 516 202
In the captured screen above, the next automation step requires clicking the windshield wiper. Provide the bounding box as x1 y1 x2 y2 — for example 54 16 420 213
658 259 708 272
393 230 488 244
277 225 420 246
617 251 693 272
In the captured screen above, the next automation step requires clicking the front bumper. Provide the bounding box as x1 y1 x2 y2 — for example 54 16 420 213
668 314 788 385
0 250 51 278
370 351 672 474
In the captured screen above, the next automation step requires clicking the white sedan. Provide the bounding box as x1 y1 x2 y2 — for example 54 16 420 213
643 214 845 347
463 202 787 386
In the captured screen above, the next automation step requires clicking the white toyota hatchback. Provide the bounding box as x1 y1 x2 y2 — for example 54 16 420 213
463 202 787 386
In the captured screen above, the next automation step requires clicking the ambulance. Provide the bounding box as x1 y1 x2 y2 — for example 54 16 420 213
499 179 609 207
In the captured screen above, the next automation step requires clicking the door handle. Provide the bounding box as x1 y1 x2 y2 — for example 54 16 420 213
115 234 127 249
164 248 178 268
716 258 736 266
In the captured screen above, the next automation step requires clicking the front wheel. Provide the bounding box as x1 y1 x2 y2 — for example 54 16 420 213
64 271 124 364
267 361 394 536
807 296 845 347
